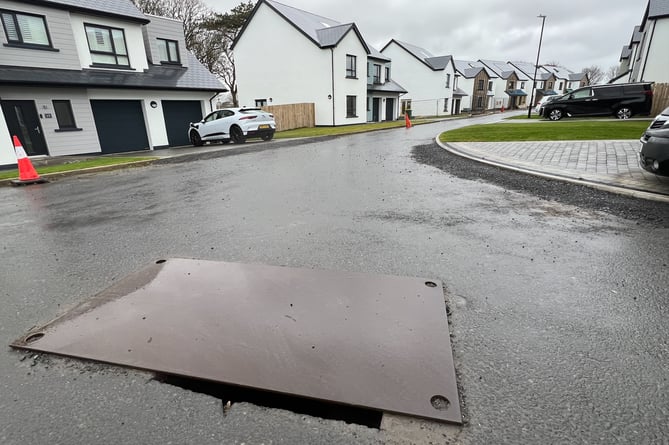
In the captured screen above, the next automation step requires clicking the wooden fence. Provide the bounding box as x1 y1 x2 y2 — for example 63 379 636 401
652 83 669 116
261 103 315 132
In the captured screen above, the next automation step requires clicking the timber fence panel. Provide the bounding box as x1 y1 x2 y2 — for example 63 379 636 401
261 103 315 132
651 83 669 116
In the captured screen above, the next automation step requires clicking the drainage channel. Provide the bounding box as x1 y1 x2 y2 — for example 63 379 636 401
156 374 384 429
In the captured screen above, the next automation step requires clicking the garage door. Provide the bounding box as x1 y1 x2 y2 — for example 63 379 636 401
162 100 203 147
91 100 149 154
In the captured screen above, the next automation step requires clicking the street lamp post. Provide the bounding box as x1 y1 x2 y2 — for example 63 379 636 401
528 14 547 118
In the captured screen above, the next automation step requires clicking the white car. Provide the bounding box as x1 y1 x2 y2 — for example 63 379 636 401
188 108 276 146
534 94 560 113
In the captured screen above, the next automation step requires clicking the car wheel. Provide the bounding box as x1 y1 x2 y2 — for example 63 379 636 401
221 140 231 145
616 107 632 119
230 126 246 144
548 109 563 121
261 132 274 141
190 131 203 146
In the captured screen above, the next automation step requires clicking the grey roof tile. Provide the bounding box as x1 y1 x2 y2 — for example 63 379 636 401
367 79 407 93
620 45 633 60
452 87 468 96
393 40 435 60
425 55 452 70
266 0 339 45
469 61 496 77
315 24 352 47
649 0 669 18
41 0 148 22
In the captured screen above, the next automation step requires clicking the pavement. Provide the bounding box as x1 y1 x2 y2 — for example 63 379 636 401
7 119 669 202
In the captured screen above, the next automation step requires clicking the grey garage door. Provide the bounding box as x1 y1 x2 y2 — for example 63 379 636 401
90 100 149 154
162 100 203 147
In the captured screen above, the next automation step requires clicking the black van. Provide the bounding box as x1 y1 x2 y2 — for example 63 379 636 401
540 83 653 121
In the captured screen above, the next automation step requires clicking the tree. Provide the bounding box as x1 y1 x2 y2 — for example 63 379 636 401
605 65 620 82
581 65 604 85
132 0 209 52
203 2 255 106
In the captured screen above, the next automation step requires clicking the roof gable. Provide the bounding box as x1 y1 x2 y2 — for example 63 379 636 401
382 39 452 71
233 0 369 52
648 0 669 18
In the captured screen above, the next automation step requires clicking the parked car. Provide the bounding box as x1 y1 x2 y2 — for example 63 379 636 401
540 83 653 121
534 94 561 113
189 108 276 146
639 106 669 176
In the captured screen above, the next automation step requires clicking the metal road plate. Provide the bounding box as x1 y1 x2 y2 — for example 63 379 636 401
12 259 461 423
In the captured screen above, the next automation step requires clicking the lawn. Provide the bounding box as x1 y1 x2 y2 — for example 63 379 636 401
439 120 650 142
0 157 154 181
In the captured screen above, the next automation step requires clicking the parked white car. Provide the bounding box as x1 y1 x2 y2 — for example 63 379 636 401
534 94 560 113
188 108 276 146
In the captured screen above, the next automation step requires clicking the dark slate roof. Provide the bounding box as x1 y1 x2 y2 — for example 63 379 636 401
569 72 587 81
392 40 435 60
468 61 496 77
542 65 573 80
620 45 632 60
0 51 226 91
509 61 536 78
425 55 452 70
36 0 149 23
464 67 483 77
315 23 354 47
631 25 643 43
478 59 528 80
368 46 390 62
452 87 468 96
648 0 669 18
367 79 407 94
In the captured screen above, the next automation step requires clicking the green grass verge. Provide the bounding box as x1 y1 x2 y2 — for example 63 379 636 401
0 157 154 181
275 118 438 139
439 120 649 142
505 114 543 120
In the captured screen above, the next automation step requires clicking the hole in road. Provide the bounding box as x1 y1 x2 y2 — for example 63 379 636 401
25 333 45 343
156 259 167 264
156 374 383 429
430 395 450 411
425 281 437 288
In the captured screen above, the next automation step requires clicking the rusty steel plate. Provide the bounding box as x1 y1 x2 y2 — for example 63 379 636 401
12 259 461 423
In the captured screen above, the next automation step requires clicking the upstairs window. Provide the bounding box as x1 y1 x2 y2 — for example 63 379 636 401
548 81 554 89
488 81 493 91
445 73 450 88
520 81 525 89
385 66 390 82
373 64 381 84
477 79 484 91
507 81 515 89
157 38 179 63
85 24 129 67
1 10 52 47
346 55 357 78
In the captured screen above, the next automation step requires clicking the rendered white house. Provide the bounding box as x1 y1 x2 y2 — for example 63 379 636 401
0 0 225 167
478 60 530 109
232 0 405 126
613 0 669 84
380 40 456 118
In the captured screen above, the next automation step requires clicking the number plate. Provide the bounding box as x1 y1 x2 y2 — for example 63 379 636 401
258 124 270 129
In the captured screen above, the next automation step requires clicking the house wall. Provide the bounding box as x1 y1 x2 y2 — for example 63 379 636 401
69 13 149 71
234 3 333 125
0 87 101 157
381 42 453 117
88 88 212 148
456 76 473 111
331 32 367 125
0 106 16 165
0 0 81 70
639 19 669 83
142 14 189 67
471 71 489 112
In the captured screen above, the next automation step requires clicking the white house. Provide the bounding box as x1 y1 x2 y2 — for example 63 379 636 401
0 0 226 166
380 40 456 118
232 0 405 126
614 0 669 84
479 60 530 109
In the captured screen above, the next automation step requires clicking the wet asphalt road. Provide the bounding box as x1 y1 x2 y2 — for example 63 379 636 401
1 114 668 444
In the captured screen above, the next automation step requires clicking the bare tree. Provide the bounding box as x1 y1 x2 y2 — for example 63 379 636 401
132 0 208 51
605 65 619 82
581 65 604 85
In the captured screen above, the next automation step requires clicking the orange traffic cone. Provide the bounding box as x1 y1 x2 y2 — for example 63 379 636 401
405 112 412 128
500 105 505 113
11 135 48 186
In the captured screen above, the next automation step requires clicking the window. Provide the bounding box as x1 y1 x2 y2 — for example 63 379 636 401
571 88 592 99
85 24 129 67
548 81 553 89
157 38 179 63
255 99 267 107
1 10 52 47
476 96 483 109
520 81 525 89
477 79 484 91
445 73 450 88
443 98 448 112
558 81 564 90
488 81 493 91
346 95 357 117
373 64 381 84
401 99 411 115
507 81 515 90
346 54 357 78
53 100 78 130
385 66 390 82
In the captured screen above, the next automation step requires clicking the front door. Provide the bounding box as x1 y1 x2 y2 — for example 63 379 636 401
454 99 461 114
1 100 48 156
385 98 394 121
372 98 380 122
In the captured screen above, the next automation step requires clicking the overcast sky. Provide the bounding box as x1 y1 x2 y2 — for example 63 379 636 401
204 0 648 74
